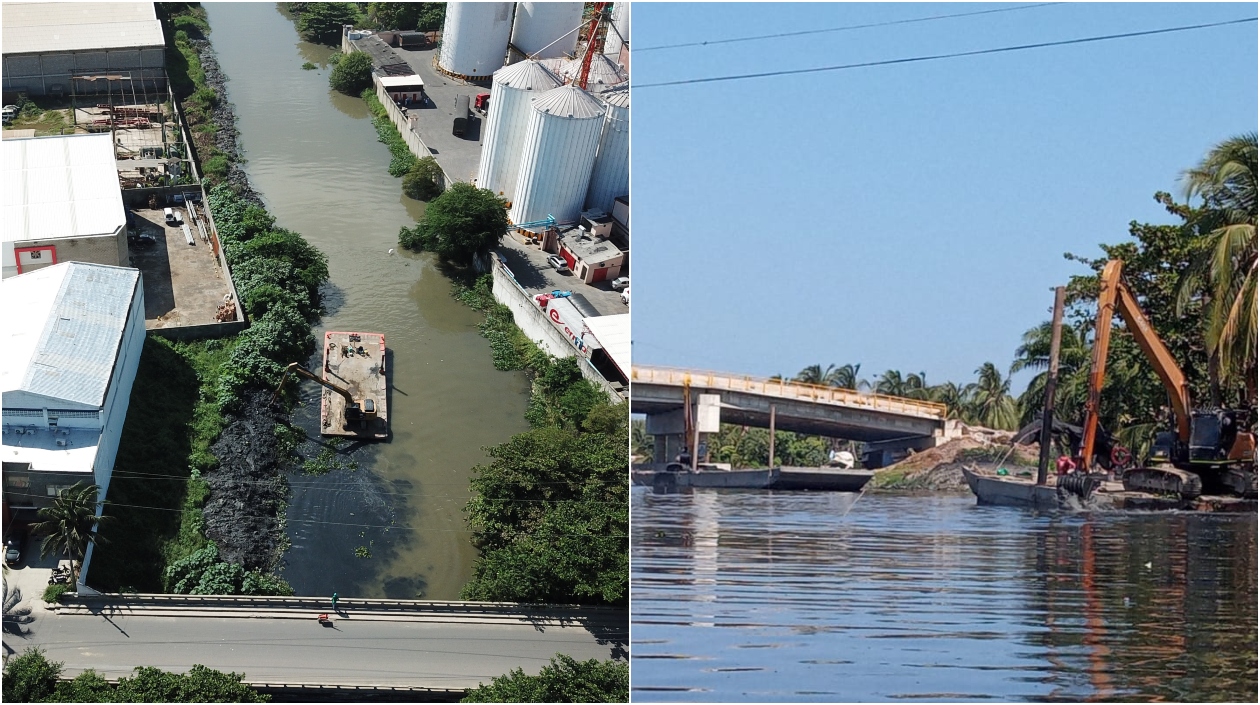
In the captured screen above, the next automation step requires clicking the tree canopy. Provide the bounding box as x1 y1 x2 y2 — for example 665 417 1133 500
2 648 268 703
461 655 628 703
293 2 360 45
328 51 373 95
398 183 508 266
30 482 111 586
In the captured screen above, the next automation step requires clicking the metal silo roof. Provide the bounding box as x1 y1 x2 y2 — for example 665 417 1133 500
531 85 605 120
493 59 562 91
560 54 627 88
600 83 629 109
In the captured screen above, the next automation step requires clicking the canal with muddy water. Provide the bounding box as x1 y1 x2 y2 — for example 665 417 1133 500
631 489 1257 701
203 3 530 600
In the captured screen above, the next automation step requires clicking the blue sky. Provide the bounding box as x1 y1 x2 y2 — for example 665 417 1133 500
629 2 1258 391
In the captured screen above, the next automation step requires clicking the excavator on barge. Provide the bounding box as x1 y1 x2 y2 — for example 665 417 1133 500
1077 259 1256 499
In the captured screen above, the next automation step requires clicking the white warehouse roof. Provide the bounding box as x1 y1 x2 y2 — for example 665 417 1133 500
1 2 165 55
582 313 629 376
3 134 126 246
379 74 425 88
1 262 141 410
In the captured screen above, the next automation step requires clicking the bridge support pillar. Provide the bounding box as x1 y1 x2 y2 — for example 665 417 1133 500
645 409 691 464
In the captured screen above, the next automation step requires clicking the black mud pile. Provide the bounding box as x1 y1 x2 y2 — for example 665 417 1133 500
204 390 291 571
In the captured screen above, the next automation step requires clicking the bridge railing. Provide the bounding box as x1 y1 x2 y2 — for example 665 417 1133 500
631 365 947 420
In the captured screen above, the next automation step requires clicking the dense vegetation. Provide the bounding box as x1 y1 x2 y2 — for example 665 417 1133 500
289 2 362 45
403 157 445 201
3 649 267 703
328 50 373 95
158 3 229 184
398 183 509 266
461 655 628 703
365 2 447 32
360 87 420 176
453 277 628 606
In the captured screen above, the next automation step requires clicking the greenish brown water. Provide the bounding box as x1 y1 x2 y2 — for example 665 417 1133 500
203 2 530 600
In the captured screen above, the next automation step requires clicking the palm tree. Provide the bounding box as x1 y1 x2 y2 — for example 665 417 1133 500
30 482 111 588
875 370 908 397
793 364 833 386
1011 320 1093 426
1177 132 1257 399
825 363 865 391
969 362 1018 430
930 381 974 421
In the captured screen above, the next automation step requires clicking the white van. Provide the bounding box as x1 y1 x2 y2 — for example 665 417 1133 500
164 207 179 225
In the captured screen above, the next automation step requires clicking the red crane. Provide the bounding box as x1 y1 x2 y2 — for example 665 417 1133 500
575 2 609 90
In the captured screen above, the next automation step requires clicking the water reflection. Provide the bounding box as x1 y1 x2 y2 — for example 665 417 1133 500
631 489 1258 701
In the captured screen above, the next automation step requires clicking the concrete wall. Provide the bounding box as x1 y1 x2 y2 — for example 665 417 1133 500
490 259 622 401
4 231 127 279
372 75 451 189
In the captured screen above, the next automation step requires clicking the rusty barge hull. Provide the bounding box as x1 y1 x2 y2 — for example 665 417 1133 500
320 331 388 439
962 466 1255 512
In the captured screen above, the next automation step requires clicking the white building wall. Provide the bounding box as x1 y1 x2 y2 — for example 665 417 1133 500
510 90 605 225
438 2 514 78
584 99 629 212
79 276 144 589
510 2 583 59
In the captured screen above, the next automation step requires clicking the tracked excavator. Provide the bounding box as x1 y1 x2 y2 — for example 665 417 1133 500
1079 260 1257 499
271 362 377 424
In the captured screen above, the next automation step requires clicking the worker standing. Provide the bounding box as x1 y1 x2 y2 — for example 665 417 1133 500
332 592 339 613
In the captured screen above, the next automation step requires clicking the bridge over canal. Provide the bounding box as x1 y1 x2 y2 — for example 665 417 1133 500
631 365 954 466
2 594 626 696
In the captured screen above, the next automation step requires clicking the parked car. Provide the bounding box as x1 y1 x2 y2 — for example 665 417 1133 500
163 207 180 225
546 254 570 274
1 105 17 125
610 276 629 291
620 288 630 305
5 535 22 566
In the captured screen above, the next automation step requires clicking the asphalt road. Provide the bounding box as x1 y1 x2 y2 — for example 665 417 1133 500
5 610 623 689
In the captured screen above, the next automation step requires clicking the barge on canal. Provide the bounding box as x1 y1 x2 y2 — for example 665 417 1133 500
633 464 873 492
273 331 389 440
963 465 1256 512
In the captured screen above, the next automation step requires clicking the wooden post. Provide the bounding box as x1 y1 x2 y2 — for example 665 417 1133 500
1037 286 1066 486
768 404 777 469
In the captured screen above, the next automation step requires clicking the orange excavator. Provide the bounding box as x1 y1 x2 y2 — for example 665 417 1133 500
271 362 377 424
1079 259 1256 498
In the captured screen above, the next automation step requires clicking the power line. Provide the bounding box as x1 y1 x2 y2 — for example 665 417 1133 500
637 2 1065 52
636 16 1258 89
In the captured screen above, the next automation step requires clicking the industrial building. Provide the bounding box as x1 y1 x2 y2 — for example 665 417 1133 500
477 60 562 202
1 2 166 98
437 2 516 80
2 133 128 279
509 85 606 225
379 74 426 105
1 262 145 588
582 313 630 389
557 215 624 284
509 2 583 59
585 83 629 213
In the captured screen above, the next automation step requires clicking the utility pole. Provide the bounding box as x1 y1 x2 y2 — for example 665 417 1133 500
1037 286 1066 486
768 404 777 469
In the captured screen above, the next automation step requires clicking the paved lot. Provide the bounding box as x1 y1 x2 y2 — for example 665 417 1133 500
128 207 233 329
4 607 623 688
349 36 485 184
497 236 628 317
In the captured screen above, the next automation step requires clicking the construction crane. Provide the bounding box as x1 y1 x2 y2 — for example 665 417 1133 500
271 362 377 423
576 2 610 90
1079 259 1256 498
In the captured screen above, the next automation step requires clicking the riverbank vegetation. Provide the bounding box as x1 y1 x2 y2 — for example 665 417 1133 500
3 649 267 703
399 184 508 266
329 50 373 95
462 655 628 703
361 87 420 177
159 3 232 185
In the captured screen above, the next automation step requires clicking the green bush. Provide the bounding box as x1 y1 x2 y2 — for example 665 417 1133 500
462 655 628 703
163 544 293 596
329 51 373 95
41 583 70 603
302 61 317 70
295 2 360 45
402 157 444 200
2 648 60 703
172 14 210 38
361 88 418 176
202 155 229 182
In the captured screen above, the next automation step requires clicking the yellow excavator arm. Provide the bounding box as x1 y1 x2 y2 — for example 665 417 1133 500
270 362 357 408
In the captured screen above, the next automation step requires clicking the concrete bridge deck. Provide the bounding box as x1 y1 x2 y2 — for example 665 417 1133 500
2 594 626 692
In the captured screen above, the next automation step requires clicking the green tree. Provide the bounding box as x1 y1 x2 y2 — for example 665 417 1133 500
2 648 60 703
399 183 509 266
462 655 628 703
793 363 832 385
875 369 909 397
163 543 293 596
112 664 267 702
631 418 654 460
30 483 111 587
826 363 865 391
1011 320 1093 426
930 381 974 421
295 2 360 45
365 2 443 31
968 362 1018 430
1176 132 1257 398
402 156 444 201
328 50 373 95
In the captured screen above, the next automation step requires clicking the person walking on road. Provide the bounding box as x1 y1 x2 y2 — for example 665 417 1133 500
332 592 339 613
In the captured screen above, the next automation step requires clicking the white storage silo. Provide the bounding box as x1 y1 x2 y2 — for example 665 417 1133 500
584 83 629 213
437 2 514 79
559 53 626 89
510 85 605 225
510 2 584 59
476 60 561 201
603 3 629 59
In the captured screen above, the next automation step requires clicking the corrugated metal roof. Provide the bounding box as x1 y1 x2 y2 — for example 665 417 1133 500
531 85 605 119
582 313 629 376
600 83 629 109
1 262 139 408
2 3 164 55
379 74 425 88
3 134 126 245
494 59 561 91
560 54 627 88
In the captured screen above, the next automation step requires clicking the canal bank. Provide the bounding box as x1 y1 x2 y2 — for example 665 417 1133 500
202 2 532 600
